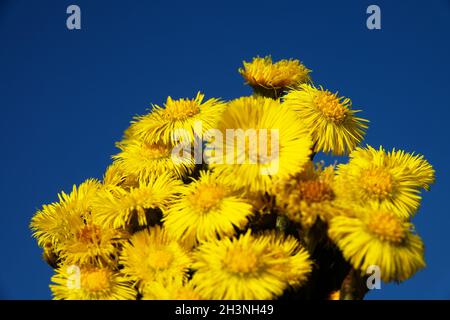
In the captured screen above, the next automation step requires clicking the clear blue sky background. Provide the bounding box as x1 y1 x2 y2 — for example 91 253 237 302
0 0 449 299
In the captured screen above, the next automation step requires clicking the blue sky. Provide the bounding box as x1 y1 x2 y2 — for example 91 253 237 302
0 0 449 299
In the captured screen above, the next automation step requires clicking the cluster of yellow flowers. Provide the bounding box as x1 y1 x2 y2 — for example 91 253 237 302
30 56 435 300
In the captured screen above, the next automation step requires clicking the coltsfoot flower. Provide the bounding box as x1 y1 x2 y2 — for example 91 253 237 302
283 84 368 155
113 139 195 180
163 170 253 244
92 172 182 229
142 279 203 300
273 162 342 228
30 179 101 248
335 145 435 218
127 92 226 144
191 231 311 300
328 208 425 282
50 265 136 300
120 226 192 290
239 56 311 97
207 96 312 193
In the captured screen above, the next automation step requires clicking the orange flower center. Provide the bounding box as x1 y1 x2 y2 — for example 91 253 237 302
366 212 406 244
361 168 393 199
299 180 335 203
147 249 174 270
314 91 347 123
81 269 112 292
190 184 227 212
143 142 171 159
223 246 260 274
77 224 102 244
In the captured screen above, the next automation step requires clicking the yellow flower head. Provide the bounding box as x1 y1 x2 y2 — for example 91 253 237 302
58 217 128 267
56 179 101 215
30 179 101 248
120 226 192 290
113 138 195 180
31 202 72 250
103 162 138 190
92 172 182 229
336 145 435 218
239 56 311 97
142 279 203 300
273 162 341 227
328 208 425 282
265 232 313 287
283 84 368 155
50 265 136 300
207 96 312 193
128 92 226 144
31 178 128 267
191 231 298 300
163 170 253 244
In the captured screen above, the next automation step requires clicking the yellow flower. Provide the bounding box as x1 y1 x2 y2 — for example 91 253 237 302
31 179 128 267
273 162 341 227
328 208 425 282
265 232 312 287
120 226 192 290
163 171 253 244
56 178 101 215
128 92 225 144
92 172 182 229
58 217 128 267
388 148 435 191
113 138 195 180
335 146 435 218
50 265 136 300
102 162 138 190
191 231 296 300
239 56 310 97
283 84 368 155
30 179 101 248
31 201 72 249
207 96 312 193
142 279 203 300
